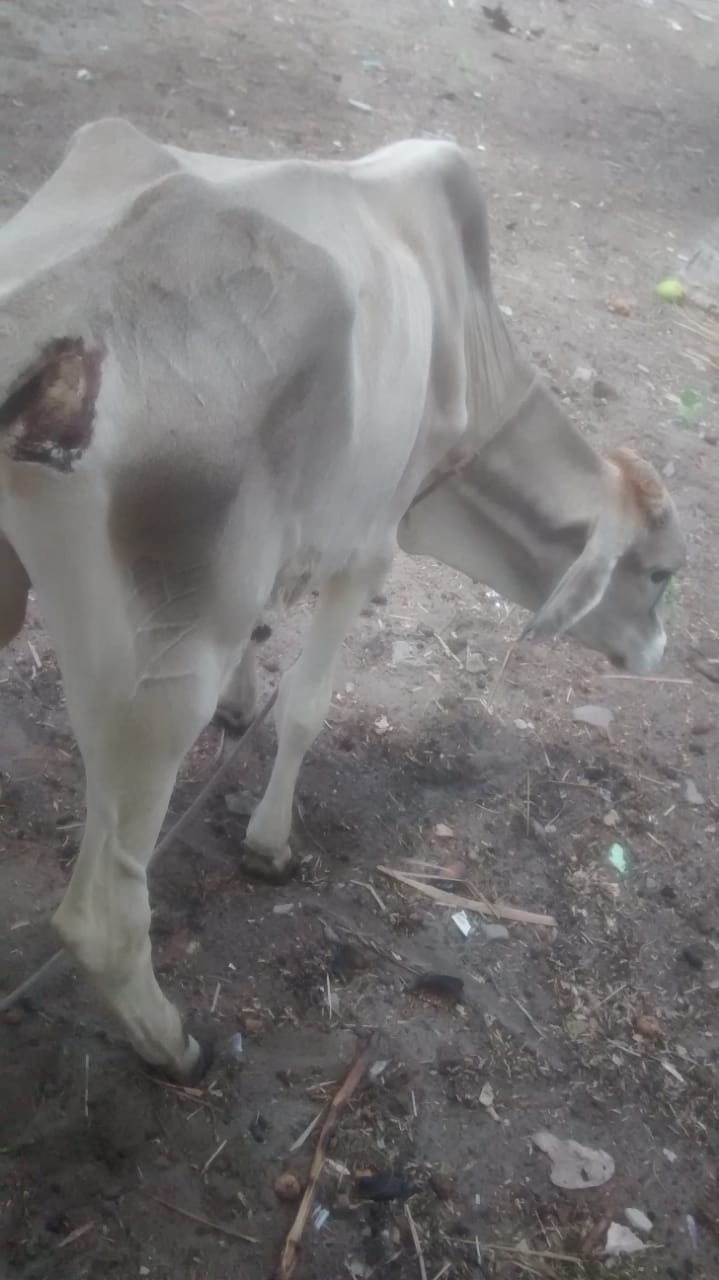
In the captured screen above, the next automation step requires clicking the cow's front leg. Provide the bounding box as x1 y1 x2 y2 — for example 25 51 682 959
244 559 390 878
53 665 221 1079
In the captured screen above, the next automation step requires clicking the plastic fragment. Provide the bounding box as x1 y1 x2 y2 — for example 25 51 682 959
686 1214 699 1250
532 1131 615 1189
608 843 627 874
452 910 472 937
684 778 705 805
410 972 464 1002
355 1173 415 1202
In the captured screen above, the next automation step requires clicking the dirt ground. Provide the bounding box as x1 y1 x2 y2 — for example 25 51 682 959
1 0 719 1276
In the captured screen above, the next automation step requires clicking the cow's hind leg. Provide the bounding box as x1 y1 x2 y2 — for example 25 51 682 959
244 560 389 878
214 624 273 734
53 659 222 1079
0 535 30 647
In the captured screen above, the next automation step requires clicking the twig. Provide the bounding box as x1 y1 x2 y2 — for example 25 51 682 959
600 674 692 685
84 1054 90 1120
486 643 515 709
433 631 462 667
0 949 65 1013
210 981 221 1013
510 995 545 1040
56 1222 95 1250
349 880 387 912
405 1204 428 1280
377 866 556 928
451 1238 595 1263
143 1193 257 1244
277 1037 376 1280
289 1105 326 1153
200 1137 227 1177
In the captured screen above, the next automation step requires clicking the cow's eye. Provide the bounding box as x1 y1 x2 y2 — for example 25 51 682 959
650 569 671 585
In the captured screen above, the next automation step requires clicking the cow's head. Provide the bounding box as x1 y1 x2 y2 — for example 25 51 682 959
520 447 685 674
398 385 686 675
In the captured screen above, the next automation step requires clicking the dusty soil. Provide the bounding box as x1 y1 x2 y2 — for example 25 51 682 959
1 0 719 1277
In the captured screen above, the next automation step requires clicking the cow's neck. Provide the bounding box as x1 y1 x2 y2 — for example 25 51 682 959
398 378 613 613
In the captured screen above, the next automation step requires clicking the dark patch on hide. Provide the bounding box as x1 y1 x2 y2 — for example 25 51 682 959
0 338 103 471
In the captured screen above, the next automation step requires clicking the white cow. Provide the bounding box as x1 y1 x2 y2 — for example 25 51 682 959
0 120 685 1078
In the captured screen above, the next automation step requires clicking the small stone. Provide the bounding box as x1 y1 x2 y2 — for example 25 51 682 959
572 365 594 384
662 460 676 478
250 1111 270 1142
603 809 620 827
684 779 705 805
429 1172 454 1201
625 1208 653 1235
607 298 632 316
274 1172 302 1203
681 944 705 970
434 822 455 838
592 378 618 401
691 721 712 735
704 432 718 446
634 1013 662 1039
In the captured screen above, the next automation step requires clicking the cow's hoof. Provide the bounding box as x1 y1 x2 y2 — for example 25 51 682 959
239 843 298 884
213 702 254 737
181 1036 215 1085
142 1034 214 1086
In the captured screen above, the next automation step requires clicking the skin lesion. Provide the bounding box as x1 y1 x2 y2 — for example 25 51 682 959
0 338 104 471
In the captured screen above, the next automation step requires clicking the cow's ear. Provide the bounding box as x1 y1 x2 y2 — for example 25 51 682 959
520 531 619 642
0 338 102 470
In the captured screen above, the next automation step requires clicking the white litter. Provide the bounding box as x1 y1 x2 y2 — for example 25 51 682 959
532 1131 615 1189
605 1222 646 1255
452 910 472 937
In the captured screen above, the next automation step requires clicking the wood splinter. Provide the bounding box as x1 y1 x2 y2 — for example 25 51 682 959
276 1035 377 1280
